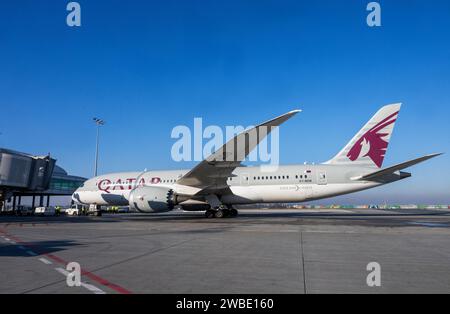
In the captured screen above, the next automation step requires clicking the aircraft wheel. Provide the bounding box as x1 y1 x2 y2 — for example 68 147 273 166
214 209 226 219
229 208 238 217
205 210 215 218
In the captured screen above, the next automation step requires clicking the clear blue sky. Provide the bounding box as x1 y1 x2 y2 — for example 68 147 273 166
1 0 449 204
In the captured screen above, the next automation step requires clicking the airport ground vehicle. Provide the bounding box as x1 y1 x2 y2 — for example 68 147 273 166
15 205 33 216
34 206 56 216
105 206 129 214
65 204 101 216
65 204 85 216
117 207 130 213
88 204 102 216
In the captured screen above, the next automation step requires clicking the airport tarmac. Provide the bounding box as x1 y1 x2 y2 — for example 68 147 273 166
1 208 450 294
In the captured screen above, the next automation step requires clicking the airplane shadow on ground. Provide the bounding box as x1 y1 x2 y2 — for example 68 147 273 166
0 240 82 257
0 210 449 225
238 211 450 219
113 210 450 223
0 215 119 225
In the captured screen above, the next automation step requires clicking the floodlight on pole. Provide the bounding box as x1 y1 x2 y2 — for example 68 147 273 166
93 118 105 177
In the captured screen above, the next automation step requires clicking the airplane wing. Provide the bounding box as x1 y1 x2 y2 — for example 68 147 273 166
176 110 301 189
352 153 443 181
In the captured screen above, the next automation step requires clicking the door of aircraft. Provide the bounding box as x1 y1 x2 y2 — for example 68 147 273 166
317 171 328 185
241 173 250 186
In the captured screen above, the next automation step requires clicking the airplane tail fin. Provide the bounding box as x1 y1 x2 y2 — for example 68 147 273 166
325 103 401 168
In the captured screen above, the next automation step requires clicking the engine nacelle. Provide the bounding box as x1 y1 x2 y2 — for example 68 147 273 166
129 186 175 213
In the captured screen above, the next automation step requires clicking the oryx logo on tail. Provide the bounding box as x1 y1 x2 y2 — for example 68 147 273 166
347 111 399 168
325 103 401 168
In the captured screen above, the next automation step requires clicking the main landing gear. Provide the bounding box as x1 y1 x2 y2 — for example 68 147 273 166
205 206 238 219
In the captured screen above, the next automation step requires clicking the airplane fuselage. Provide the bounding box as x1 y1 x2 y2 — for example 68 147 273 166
72 164 408 210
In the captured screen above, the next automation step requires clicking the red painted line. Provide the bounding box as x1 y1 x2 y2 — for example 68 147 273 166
44 253 66 265
43 253 132 294
0 228 132 294
79 269 132 294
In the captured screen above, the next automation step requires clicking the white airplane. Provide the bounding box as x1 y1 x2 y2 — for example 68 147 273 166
72 103 441 218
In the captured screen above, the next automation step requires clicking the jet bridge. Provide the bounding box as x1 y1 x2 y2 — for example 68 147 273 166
0 148 56 209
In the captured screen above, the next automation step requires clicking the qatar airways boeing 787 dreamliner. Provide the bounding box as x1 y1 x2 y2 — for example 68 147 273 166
72 104 441 218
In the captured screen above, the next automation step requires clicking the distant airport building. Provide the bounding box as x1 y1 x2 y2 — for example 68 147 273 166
0 148 86 210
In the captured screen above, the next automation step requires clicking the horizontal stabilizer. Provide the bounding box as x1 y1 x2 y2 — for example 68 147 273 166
353 153 443 181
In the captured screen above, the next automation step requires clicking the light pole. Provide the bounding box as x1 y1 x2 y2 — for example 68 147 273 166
93 118 105 177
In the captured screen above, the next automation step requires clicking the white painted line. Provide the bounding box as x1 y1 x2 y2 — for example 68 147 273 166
55 267 68 275
26 250 37 256
55 267 106 294
81 282 106 294
39 258 52 265
238 229 298 233
18 245 26 250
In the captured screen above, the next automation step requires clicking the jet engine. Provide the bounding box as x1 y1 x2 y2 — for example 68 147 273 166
129 186 176 213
